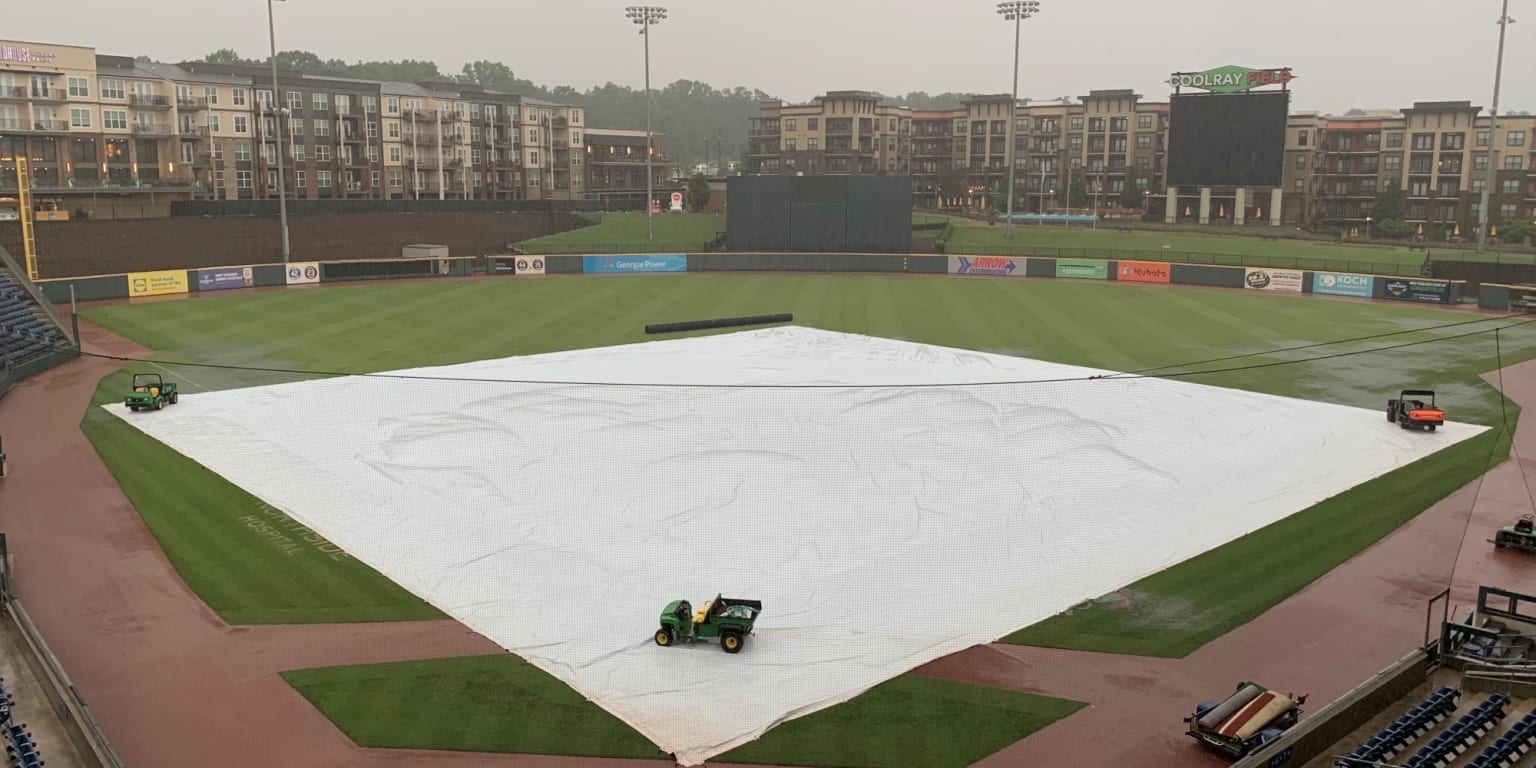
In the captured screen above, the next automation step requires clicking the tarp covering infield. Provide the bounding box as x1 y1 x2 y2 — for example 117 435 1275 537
103 327 1485 765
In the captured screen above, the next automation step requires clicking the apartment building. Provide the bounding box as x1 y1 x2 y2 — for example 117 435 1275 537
752 89 1166 215
747 91 911 178
584 128 670 207
1292 101 1536 230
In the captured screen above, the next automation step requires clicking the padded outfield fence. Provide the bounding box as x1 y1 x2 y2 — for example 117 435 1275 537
943 244 1431 278
28 252 1509 312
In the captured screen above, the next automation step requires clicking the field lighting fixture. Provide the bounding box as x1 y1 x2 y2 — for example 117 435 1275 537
1478 0 1514 251
626 5 667 240
997 1 1040 236
267 0 291 263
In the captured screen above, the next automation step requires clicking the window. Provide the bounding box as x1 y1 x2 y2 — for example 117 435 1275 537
1297 130 1308 146
335 95 351 114
1437 179 1459 197
571 130 580 145
571 111 580 125
389 146 401 163
1361 178 1377 194
234 143 251 162
234 116 248 134
295 170 306 189
1137 115 1153 130
102 110 126 130
236 170 252 189
363 96 377 114
1477 130 1491 147
1295 154 1306 170
808 138 819 150
367 146 379 162
387 121 400 139
1503 179 1521 194
1474 154 1490 171
785 119 796 131
256 90 273 109
371 170 380 188
1472 179 1487 193
530 151 540 166
1294 179 1304 191
1505 155 1524 170
528 128 539 143
316 170 332 189
1069 136 1083 150
1384 156 1402 172
1441 133 1465 150
388 168 403 187
1136 135 1152 150
784 139 796 150
1440 156 1462 174
1385 132 1403 148
291 144 305 161
1135 156 1151 170
314 120 329 137
1508 131 1527 146
67 77 89 97
315 145 331 162
69 108 91 128
1069 117 1083 130
1502 203 1518 219
1410 155 1432 174
1110 118 1128 133
1411 133 1434 150
99 78 124 99
204 86 218 105
1409 180 1429 196
290 119 302 136
210 114 221 133
264 143 277 164
386 96 399 114
367 122 379 139
1088 118 1106 133
312 92 329 111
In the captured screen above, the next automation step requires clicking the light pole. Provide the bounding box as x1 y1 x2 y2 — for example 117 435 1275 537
626 5 667 240
997 1 1040 237
266 0 291 263
1478 0 1514 251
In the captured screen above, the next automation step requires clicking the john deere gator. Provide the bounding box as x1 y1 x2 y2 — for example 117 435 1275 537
654 594 762 654
124 373 178 412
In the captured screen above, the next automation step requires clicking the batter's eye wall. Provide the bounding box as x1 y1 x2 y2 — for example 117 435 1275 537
726 175 913 253
1166 92 1290 188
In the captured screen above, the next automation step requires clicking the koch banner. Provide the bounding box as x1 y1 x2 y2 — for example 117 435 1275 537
1383 278 1450 304
1115 260 1172 284
582 255 687 273
196 266 254 292
515 256 546 276
948 256 1020 276
1243 268 1304 293
1312 272 1374 298
1055 258 1108 280
285 262 321 285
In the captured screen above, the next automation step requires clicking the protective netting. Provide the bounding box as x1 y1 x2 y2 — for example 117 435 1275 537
103 326 1488 765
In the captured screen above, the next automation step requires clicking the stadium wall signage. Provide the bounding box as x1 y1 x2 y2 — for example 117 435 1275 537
1168 66 1293 94
948 256 1019 276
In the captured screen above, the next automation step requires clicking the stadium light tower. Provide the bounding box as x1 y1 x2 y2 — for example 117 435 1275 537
997 1 1040 237
627 5 667 241
267 0 291 263
1478 0 1515 252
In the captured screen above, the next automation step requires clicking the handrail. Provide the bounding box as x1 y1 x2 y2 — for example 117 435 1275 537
2 597 126 768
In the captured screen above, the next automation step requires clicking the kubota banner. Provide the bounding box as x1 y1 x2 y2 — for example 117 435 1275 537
948 256 1020 276
1115 261 1172 284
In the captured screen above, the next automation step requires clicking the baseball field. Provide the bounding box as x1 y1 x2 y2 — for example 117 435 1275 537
66 272 1535 767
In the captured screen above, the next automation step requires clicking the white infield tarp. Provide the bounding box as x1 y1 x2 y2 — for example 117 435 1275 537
104 327 1484 765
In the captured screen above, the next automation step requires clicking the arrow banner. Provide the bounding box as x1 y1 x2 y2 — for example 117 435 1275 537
949 256 1020 277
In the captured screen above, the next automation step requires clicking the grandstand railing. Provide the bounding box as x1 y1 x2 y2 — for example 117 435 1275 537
0 556 125 768
0 244 70 343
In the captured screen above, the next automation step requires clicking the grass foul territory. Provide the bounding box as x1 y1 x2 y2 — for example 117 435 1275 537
80 275 1536 644
282 654 1084 768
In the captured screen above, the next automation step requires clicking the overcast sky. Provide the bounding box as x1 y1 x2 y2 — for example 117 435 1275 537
8 0 1530 114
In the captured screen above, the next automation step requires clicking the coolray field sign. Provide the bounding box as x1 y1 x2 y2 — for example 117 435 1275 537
1169 66 1293 94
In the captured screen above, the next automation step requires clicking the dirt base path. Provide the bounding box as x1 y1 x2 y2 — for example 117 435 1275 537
914 358 1536 767
1 323 1531 768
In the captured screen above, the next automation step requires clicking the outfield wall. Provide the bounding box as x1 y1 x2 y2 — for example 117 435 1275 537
34 253 1476 313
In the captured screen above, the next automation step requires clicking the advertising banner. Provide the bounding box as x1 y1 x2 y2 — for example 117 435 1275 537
196 266 254 292
948 256 1020 276
285 262 321 285
1312 272 1374 298
1243 268 1304 293
1055 258 1108 280
515 256 546 276
1383 278 1450 304
1115 261 1172 284
127 269 189 298
582 255 687 273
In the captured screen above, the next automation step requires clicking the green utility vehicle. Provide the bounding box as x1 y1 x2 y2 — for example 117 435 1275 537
125 373 179 412
654 594 762 654
1493 515 1536 555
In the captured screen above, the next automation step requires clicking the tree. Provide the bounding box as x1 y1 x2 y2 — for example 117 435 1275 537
1118 179 1144 209
1067 177 1087 208
937 168 968 201
686 174 710 212
1375 178 1405 222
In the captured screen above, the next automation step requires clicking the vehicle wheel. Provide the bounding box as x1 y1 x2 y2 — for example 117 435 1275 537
654 627 674 647
1428 424 1437 432
721 632 743 654
170 393 179 405
1386 407 1395 422
155 399 165 411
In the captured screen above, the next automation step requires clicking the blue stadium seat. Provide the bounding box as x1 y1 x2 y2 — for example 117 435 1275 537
1335 686 1462 767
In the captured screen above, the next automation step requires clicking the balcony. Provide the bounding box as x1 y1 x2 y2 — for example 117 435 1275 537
403 108 438 120
0 118 68 133
0 176 198 193
0 86 29 100
132 123 174 136
342 130 365 144
177 96 209 110
130 94 172 109
587 152 669 165
179 125 209 138
25 88 65 102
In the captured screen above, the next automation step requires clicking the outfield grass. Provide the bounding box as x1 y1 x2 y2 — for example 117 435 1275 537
283 654 1083 768
518 211 725 253
944 224 1437 272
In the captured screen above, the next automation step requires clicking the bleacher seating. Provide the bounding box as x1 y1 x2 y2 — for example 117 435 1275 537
1466 711 1536 768
0 268 66 370
1401 693 1509 768
0 677 42 767
1335 686 1461 766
